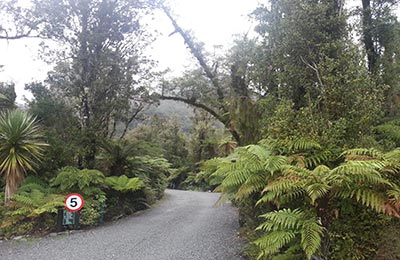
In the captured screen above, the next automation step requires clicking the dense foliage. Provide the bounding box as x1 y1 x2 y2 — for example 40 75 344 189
156 0 400 259
1 0 400 259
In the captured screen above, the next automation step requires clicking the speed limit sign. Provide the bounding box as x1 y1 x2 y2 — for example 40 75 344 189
64 193 85 212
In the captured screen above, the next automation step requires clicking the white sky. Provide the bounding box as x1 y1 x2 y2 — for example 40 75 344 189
0 0 398 103
0 0 260 103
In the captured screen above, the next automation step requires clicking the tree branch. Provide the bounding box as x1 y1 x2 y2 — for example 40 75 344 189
119 104 145 140
162 6 225 106
300 56 324 89
160 95 241 144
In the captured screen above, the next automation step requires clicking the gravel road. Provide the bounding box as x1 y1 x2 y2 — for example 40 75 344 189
0 189 243 260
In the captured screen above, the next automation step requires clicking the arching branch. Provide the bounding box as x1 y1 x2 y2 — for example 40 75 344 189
160 95 241 144
162 6 225 107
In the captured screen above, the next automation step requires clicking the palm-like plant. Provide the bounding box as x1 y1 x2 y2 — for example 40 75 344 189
0 110 47 204
105 175 144 192
50 167 105 192
99 140 137 176
208 139 328 201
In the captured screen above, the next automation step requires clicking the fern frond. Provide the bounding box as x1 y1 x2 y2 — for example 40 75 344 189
254 230 297 258
263 176 305 195
304 150 332 168
336 188 386 212
312 165 330 176
264 155 287 174
330 161 390 186
9 207 31 217
281 165 312 178
383 149 400 162
78 169 105 190
236 173 267 200
32 195 64 216
221 166 254 189
240 144 271 161
257 208 305 231
375 123 400 144
306 183 331 204
12 194 36 207
51 167 105 191
17 182 46 194
288 139 322 152
300 218 324 258
342 148 384 160
105 175 144 192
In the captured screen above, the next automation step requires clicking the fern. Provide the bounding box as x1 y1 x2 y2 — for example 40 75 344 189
259 138 322 154
211 144 277 199
105 175 144 192
255 230 297 258
305 183 331 204
301 218 324 258
51 167 105 192
204 140 400 259
257 208 306 231
342 148 384 160
304 150 333 168
255 208 324 259
10 182 64 219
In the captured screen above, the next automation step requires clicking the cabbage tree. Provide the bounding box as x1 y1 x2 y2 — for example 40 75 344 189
0 110 47 203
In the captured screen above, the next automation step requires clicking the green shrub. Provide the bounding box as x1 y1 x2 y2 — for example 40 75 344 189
205 140 400 259
128 156 170 201
51 167 105 192
80 195 106 226
0 177 63 238
105 175 144 192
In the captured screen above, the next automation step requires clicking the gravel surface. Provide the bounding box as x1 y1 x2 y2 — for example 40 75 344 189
0 189 244 260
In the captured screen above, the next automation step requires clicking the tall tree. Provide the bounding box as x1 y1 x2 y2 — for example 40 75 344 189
30 0 155 168
359 0 400 116
252 0 383 146
160 7 262 145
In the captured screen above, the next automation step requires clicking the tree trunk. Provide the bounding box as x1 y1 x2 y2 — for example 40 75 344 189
316 196 333 259
361 0 378 73
4 180 12 204
78 2 96 169
4 169 21 204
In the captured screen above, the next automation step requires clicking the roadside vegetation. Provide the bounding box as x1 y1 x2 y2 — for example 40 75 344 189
1 0 400 259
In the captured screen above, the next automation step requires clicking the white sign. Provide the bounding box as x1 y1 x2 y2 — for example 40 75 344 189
64 193 85 213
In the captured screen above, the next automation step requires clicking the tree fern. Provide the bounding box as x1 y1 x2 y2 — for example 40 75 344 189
51 167 105 192
204 140 400 259
210 144 284 200
10 183 64 219
305 183 331 204
105 175 144 192
99 139 138 176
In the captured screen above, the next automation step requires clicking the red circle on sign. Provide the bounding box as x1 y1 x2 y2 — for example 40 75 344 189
64 193 85 212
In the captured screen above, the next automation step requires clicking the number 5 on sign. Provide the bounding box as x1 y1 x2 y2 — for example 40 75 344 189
64 193 85 212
